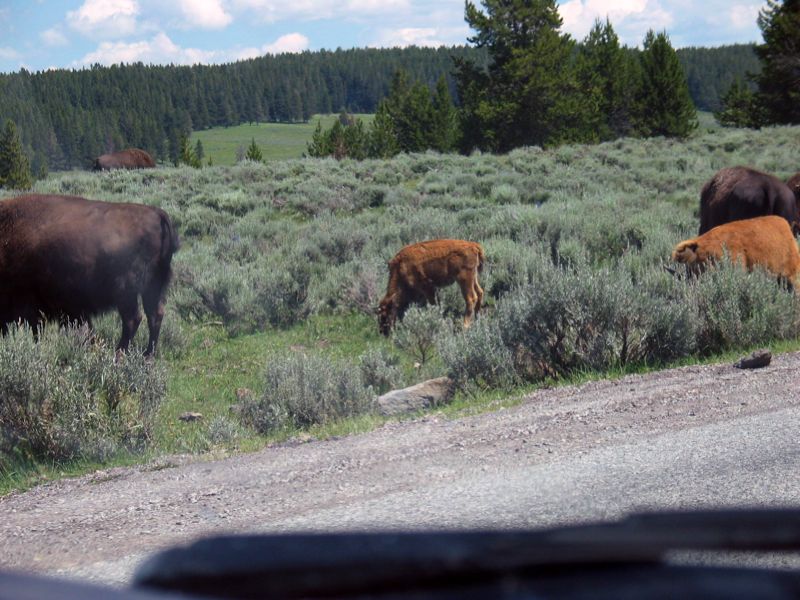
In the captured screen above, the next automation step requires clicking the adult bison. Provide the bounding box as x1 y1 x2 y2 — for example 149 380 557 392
787 172 800 204
672 215 800 288
93 148 156 171
699 166 799 235
378 239 485 336
0 194 179 355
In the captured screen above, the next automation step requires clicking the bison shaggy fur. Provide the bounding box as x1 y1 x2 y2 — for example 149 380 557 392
378 239 485 336
672 215 800 287
0 194 179 355
93 148 156 171
699 166 798 235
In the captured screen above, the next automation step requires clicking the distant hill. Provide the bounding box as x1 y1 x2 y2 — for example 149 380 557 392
0 44 757 172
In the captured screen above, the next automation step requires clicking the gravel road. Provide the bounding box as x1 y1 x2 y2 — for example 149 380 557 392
2 351 800 586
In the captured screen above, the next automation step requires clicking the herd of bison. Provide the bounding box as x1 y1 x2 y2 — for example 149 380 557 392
2 147 800 358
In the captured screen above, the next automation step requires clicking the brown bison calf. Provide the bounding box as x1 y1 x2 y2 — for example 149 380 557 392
0 194 179 355
699 166 799 235
672 215 800 287
378 239 485 336
93 148 156 171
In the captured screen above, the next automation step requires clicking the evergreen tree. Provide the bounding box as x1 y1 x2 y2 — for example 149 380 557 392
431 75 457 152
0 119 33 190
715 78 762 127
637 30 697 138
454 0 578 152
575 19 639 141
245 137 263 162
367 100 400 158
178 135 200 168
753 0 800 124
194 139 205 162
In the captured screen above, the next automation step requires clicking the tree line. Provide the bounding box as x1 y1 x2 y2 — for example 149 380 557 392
0 27 762 177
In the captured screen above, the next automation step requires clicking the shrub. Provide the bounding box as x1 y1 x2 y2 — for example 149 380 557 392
359 347 405 395
237 353 373 433
392 305 448 366
0 325 166 466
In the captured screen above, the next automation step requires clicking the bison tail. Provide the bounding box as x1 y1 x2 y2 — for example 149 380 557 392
477 245 485 273
158 210 180 271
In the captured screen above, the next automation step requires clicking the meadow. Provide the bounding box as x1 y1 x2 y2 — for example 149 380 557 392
190 114 376 164
2 123 800 493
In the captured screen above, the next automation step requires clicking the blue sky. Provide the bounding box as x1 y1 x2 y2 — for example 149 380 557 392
0 0 765 74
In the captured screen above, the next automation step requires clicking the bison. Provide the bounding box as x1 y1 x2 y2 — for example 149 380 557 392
378 239 485 336
0 194 179 355
93 148 156 171
699 166 799 235
672 215 800 288
788 172 800 204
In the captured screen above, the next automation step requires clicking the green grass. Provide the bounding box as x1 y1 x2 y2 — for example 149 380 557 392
191 114 375 165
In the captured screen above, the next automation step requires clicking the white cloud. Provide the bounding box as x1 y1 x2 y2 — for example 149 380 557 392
176 0 233 29
76 32 216 66
231 0 409 22
0 47 20 60
75 31 310 67
559 0 673 45
728 3 761 29
370 26 464 48
235 33 310 59
41 27 69 47
67 0 141 38
263 33 310 54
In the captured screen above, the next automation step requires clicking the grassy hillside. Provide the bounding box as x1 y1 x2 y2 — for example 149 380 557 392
190 114 375 164
2 125 800 493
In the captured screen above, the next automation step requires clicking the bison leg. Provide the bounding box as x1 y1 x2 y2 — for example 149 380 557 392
457 272 480 328
473 277 484 315
117 297 142 354
142 286 167 357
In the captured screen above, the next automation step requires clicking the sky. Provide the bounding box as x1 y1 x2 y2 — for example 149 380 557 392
0 0 766 74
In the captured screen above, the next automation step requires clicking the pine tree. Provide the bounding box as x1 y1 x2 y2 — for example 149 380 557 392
575 19 639 141
430 75 457 152
454 0 578 152
367 100 400 158
753 0 800 124
0 119 33 190
194 139 205 162
715 79 762 127
245 137 263 162
178 135 200 168
637 30 697 138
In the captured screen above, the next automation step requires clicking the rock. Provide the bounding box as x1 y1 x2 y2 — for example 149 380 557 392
734 349 772 370
179 411 204 422
376 377 453 417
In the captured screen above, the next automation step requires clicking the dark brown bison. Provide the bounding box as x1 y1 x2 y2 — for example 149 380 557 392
699 166 799 235
787 172 800 204
93 148 156 171
0 194 179 355
378 239 485 336
672 215 800 287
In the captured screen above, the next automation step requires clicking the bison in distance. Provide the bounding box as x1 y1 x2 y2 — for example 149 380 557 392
672 215 800 289
378 239 485 336
699 166 799 235
0 194 179 355
93 148 156 171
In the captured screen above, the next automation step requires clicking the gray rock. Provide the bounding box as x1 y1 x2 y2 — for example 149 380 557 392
178 411 204 422
734 349 772 370
376 377 453 416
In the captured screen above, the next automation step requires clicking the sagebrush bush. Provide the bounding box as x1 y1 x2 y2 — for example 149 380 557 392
392 305 449 366
0 325 166 466
237 353 373 433
358 347 405 395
